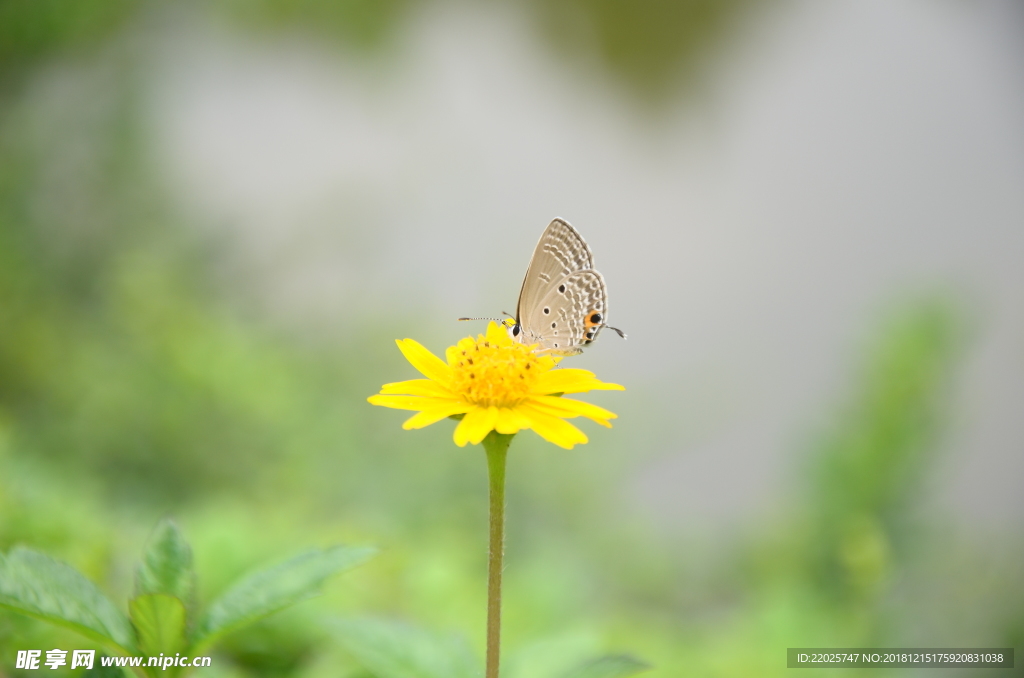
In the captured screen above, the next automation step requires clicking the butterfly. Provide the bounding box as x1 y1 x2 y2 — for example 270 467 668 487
462 218 625 355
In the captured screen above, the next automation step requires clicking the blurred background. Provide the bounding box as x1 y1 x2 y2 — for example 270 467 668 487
1 0 1022 675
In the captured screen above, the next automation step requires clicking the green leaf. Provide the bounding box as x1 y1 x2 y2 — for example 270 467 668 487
192 545 374 651
559 655 652 678
0 547 136 652
130 593 187 655
333 618 479 678
135 519 194 603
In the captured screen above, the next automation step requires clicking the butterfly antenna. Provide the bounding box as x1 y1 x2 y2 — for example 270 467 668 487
606 325 627 339
458 316 502 322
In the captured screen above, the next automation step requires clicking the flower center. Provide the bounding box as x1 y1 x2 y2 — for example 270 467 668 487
451 336 542 407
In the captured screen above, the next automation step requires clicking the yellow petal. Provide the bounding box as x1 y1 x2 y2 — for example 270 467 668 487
534 368 624 394
534 367 595 389
367 394 455 411
453 406 499 447
518 404 588 449
494 407 532 434
403 402 472 429
396 339 453 386
380 379 454 397
533 354 560 372
530 395 617 427
447 336 483 366
486 321 513 346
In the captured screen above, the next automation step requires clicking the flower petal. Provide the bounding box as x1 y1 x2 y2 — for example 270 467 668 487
486 321 513 346
453 406 499 447
517 404 588 449
534 355 561 372
396 339 453 386
494 407 532 434
380 379 454 397
447 335 484 366
534 368 625 394
367 395 456 411
403 402 472 429
530 395 617 427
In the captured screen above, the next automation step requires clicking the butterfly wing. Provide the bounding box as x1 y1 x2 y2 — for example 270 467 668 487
516 218 595 323
519 269 608 355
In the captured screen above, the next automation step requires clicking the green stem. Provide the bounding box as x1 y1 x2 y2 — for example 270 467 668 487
483 432 513 678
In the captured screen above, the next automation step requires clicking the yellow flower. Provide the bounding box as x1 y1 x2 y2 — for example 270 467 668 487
368 322 624 449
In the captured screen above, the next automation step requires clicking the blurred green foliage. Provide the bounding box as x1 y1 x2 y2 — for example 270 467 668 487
1 0 751 103
807 303 958 607
212 0 751 102
528 0 752 101
0 2 1021 677
216 0 413 52
0 519 372 675
0 0 140 87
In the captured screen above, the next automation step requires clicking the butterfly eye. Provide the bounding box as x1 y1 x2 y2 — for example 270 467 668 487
512 325 520 337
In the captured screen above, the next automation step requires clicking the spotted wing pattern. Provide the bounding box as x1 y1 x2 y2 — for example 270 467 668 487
515 218 595 324
519 269 608 355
